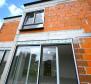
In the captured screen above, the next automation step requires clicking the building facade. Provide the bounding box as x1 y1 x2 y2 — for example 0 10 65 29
0 16 21 83
0 0 91 84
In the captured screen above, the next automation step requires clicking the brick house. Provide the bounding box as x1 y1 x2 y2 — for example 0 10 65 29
0 0 91 84
0 16 21 83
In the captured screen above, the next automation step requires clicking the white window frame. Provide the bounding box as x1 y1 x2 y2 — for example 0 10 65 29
0 50 5 64
0 50 10 80
1 39 80 84
0 50 10 66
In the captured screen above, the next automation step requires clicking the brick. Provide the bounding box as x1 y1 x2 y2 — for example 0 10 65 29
77 60 88 66
79 38 91 48
86 68 91 74
79 75 91 83
83 49 91 53
87 61 91 67
73 44 80 48
74 48 85 53
81 43 91 49
82 55 91 60
78 66 86 74
75 53 83 60
0 21 19 42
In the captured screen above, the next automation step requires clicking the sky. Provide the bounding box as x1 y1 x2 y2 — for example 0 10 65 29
0 0 39 27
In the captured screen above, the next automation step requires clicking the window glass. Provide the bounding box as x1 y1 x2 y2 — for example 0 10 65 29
25 13 34 25
6 44 78 84
58 44 78 84
28 47 40 84
35 12 44 23
39 46 57 84
0 50 10 78
24 11 44 25
0 50 4 64
7 46 40 84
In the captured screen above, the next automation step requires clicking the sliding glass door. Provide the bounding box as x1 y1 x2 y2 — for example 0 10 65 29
6 44 78 84
39 46 57 84
58 44 78 84
6 46 40 84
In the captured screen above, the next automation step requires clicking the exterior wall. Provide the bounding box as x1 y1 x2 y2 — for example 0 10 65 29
1 0 91 84
73 37 91 84
18 0 91 84
0 17 21 84
0 21 19 42
44 0 91 33
20 0 91 34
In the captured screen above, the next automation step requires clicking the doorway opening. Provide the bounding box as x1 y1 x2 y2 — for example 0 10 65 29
6 44 78 84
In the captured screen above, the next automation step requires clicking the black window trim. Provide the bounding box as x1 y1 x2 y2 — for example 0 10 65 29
21 10 44 31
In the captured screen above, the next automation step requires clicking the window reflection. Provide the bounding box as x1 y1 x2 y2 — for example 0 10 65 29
58 44 78 84
35 12 44 23
6 45 78 84
0 50 4 64
7 46 40 84
39 47 57 84
0 50 10 78
24 11 44 26
23 10 44 29
25 13 34 25
27 47 40 84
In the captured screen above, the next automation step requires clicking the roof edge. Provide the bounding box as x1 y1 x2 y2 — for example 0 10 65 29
4 15 22 20
24 0 52 6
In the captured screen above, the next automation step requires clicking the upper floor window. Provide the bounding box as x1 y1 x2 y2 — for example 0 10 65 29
22 10 44 30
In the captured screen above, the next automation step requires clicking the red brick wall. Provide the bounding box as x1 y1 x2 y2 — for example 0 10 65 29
20 0 91 34
45 0 91 32
0 21 19 42
74 37 91 84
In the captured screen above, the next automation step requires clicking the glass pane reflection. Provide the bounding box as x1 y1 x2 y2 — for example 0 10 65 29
27 47 40 84
7 46 40 84
58 44 78 84
0 51 4 64
0 50 10 78
39 46 57 84
35 12 44 23
25 13 34 24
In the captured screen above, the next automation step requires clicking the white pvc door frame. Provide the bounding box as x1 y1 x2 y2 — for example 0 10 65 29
1 39 80 84
56 46 60 84
37 45 58 84
71 41 80 84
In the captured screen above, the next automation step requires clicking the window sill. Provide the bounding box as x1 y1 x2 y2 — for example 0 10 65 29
20 23 44 31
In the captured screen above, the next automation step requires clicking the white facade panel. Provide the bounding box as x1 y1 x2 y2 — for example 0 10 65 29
0 42 14 50
16 29 84 42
